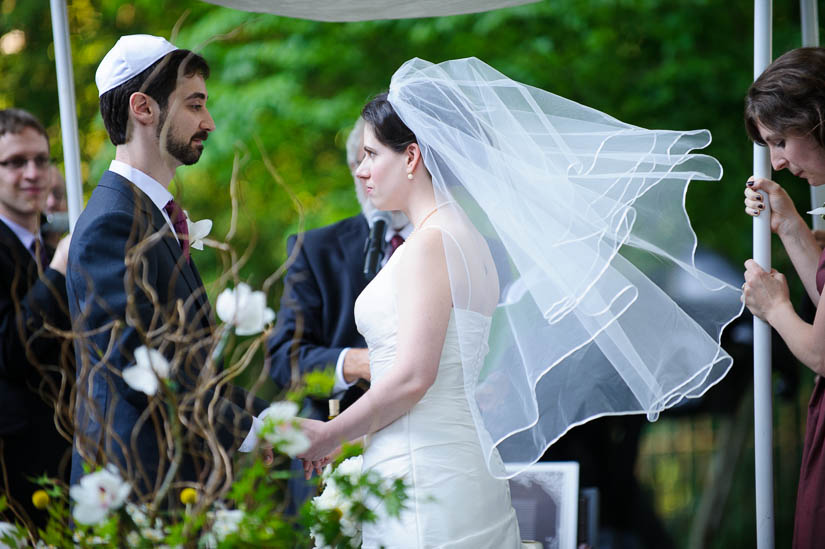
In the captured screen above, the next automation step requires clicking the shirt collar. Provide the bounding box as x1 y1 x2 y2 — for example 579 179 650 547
384 222 413 243
0 214 38 253
109 160 173 214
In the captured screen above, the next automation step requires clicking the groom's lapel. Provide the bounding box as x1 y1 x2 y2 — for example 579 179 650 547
114 176 212 323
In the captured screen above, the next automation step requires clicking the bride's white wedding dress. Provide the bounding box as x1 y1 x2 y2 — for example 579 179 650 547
355 234 521 549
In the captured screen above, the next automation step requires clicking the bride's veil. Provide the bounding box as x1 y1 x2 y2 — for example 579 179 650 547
387 57 743 478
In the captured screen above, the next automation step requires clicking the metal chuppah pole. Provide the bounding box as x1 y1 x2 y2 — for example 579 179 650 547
753 1 775 547
49 0 83 231
801 0 822 226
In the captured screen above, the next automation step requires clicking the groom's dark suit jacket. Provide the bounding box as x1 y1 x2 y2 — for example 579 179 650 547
267 213 370 419
0 218 72 527
67 170 265 498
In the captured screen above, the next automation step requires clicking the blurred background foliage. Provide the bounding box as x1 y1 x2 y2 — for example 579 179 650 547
1 0 822 547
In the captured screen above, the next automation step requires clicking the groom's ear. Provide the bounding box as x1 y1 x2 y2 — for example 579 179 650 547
129 91 158 128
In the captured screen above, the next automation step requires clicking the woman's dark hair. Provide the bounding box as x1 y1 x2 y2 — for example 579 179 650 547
100 49 210 146
361 92 417 152
745 47 825 148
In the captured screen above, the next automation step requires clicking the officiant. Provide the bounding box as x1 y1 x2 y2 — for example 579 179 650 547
266 117 410 513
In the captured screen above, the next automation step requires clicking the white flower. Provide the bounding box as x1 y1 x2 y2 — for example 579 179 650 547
259 401 310 457
184 211 212 251
0 521 24 548
310 456 364 548
216 283 275 336
125 532 141 547
123 346 170 396
69 465 131 525
211 509 243 541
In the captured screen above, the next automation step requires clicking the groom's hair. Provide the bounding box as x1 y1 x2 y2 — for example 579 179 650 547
745 47 825 149
361 92 417 152
100 49 210 146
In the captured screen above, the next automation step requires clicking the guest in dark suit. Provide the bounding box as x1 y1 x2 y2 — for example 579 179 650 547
267 118 410 511
67 35 266 502
0 108 73 530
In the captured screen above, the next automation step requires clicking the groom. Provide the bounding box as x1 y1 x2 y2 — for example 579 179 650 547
67 35 265 499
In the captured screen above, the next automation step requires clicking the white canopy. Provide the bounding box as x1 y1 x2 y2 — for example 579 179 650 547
201 0 537 21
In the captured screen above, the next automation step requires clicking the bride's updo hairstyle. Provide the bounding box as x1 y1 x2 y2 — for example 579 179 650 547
361 92 418 152
745 47 825 149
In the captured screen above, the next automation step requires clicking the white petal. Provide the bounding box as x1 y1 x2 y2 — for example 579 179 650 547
808 207 825 215
260 401 299 422
189 219 212 240
72 503 108 525
123 364 159 396
215 288 236 324
134 346 170 379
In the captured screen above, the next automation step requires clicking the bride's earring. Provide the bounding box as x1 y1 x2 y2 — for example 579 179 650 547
407 171 414 180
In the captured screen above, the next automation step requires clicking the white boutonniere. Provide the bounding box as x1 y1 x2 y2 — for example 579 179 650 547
808 204 825 221
184 210 212 251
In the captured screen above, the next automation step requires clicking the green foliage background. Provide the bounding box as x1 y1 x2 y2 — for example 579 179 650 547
1 0 823 547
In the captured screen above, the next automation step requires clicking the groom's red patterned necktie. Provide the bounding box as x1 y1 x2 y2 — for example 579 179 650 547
163 199 189 261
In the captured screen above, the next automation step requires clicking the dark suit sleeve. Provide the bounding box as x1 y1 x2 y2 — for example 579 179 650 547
267 234 346 390
0 244 69 381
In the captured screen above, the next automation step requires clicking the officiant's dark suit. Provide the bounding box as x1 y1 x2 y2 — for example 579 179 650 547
267 213 370 419
0 217 72 526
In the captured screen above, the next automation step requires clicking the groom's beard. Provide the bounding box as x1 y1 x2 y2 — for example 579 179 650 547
157 109 208 166
166 129 208 166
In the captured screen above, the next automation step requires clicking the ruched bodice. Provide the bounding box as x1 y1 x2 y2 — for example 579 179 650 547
354 240 520 549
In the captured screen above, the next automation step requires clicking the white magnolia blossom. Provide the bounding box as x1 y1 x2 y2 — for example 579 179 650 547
260 401 310 457
215 283 275 336
122 346 170 396
311 456 364 548
184 211 212 251
69 465 131 525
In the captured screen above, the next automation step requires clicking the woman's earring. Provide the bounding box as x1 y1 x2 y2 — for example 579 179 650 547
407 172 414 180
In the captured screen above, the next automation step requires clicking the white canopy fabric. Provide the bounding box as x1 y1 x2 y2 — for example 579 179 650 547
200 0 537 21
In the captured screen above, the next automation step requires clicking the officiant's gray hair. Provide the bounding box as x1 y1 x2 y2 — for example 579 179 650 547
346 117 366 170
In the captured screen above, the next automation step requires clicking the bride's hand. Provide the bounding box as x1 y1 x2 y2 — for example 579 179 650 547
297 418 338 464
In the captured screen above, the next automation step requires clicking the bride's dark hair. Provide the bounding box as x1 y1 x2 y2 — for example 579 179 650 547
361 92 417 152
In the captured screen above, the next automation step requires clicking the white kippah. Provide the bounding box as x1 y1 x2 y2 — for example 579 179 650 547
95 34 178 97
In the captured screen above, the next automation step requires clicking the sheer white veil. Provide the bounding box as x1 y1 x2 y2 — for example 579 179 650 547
387 57 743 478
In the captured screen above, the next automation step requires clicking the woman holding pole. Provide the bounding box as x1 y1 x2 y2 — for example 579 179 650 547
743 46 825 549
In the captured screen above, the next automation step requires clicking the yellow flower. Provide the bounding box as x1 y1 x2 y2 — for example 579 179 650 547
179 488 198 505
31 490 50 509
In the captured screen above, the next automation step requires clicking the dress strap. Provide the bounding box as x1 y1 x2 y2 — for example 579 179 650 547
415 225 472 308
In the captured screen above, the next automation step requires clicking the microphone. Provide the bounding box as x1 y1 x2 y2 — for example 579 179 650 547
42 212 70 235
364 211 391 280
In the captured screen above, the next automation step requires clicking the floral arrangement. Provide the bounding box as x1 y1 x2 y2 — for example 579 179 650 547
0 199 407 547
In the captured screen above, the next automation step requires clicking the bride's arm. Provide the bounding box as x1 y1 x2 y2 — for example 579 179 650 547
297 230 452 462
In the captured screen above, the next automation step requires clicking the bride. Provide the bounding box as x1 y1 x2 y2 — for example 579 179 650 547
297 57 742 548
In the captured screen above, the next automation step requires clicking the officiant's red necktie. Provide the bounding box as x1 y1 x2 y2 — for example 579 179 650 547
163 199 189 261
388 232 405 258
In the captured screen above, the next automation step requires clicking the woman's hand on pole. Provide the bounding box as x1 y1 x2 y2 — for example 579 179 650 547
744 176 801 236
743 258 792 322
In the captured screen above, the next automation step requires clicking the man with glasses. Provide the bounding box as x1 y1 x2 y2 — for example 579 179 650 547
0 108 72 531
